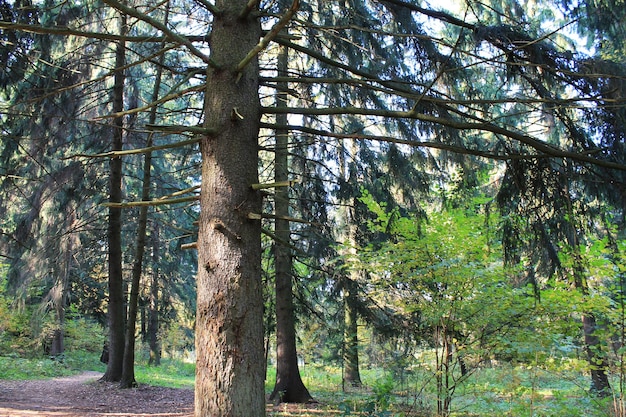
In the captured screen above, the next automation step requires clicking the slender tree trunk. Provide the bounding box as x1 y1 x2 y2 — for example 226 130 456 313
343 278 362 388
195 2 265 416
120 116 152 388
120 5 168 385
148 221 161 366
269 39 312 404
102 10 127 383
563 180 611 396
339 138 362 388
583 313 611 395
49 206 76 357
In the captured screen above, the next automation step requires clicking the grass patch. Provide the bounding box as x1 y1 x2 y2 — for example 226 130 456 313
0 351 105 380
135 359 195 388
0 352 617 416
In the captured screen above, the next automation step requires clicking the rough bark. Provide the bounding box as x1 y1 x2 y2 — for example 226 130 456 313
194 2 265 416
101 10 127 383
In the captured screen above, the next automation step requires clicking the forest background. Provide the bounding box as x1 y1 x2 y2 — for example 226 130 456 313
1 0 626 416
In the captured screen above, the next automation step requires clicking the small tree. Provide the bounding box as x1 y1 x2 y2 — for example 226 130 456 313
356 192 532 416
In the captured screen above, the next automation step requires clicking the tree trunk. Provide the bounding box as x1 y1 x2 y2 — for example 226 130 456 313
583 313 611 395
148 221 161 366
343 279 362 388
120 123 152 388
49 206 76 357
120 5 168 384
102 10 127 383
563 180 611 396
269 33 313 405
194 2 265 416
339 138 362 389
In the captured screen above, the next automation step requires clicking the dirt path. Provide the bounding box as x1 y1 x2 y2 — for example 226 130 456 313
0 372 194 417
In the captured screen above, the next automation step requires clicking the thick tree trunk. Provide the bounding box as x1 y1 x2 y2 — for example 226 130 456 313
102 11 127 383
269 37 313 405
194 2 265 416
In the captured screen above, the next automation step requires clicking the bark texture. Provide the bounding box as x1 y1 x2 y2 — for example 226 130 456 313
195 2 265 416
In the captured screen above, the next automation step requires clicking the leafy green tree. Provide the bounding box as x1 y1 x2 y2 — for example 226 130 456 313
354 191 580 415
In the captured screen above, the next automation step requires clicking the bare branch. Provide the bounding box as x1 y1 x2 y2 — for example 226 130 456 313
239 0 259 20
145 124 216 134
193 0 221 15
102 196 199 208
181 242 198 250
159 185 201 200
247 212 320 226
250 180 298 190
65 137 201 159
93 84 206 120
102 0 218 67
236 0 299 72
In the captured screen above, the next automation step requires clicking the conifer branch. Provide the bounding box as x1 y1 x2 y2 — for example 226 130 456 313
379 0 473 29
0 22 157 41
144 124 216 135
260 121 626 171
102 0 218 67
102 196 199 208
193 0 221 15
31 44 180 104
236 0 299 73
239 0 259 19
247 212 319 226
0 22 296 44
250 180 298 190
260 228 308 256
93 84 206 120
261 122 513 160
66 138 201 159
160 185 201 200
262 76 607 108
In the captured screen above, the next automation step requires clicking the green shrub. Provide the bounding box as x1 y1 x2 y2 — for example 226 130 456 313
64 316 105 353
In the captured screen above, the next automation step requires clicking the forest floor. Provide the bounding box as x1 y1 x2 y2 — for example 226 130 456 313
0 371 194 417
0 371 331 417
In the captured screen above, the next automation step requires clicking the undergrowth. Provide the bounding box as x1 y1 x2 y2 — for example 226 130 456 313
0 351 618 416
